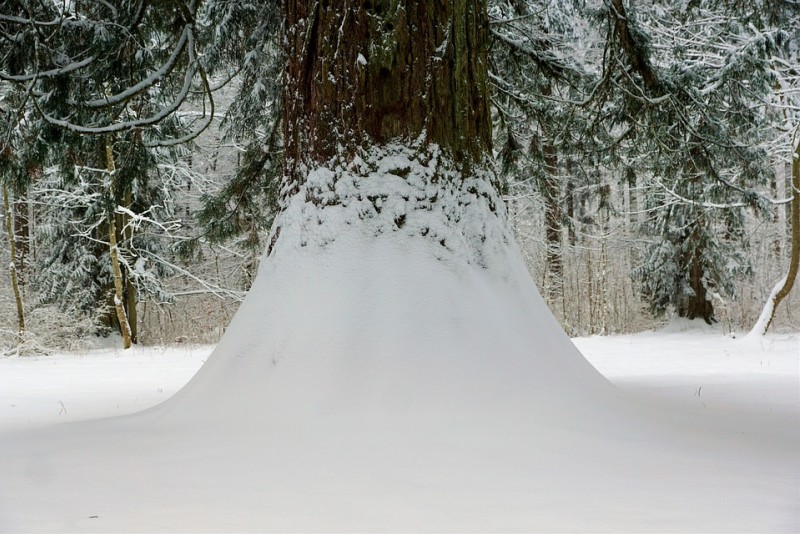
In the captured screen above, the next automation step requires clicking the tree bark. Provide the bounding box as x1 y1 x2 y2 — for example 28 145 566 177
750 136 800 335
539 83 563 307
542 141 563 306
12 196 28 285
609 0 659 92
105 138 132 350
283 0 491 188
678 223 715 325
122 190 138 344
3 183 25 340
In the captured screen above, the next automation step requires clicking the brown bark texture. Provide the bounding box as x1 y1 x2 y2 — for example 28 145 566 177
105 139 132 350
679 224 715 324
283 0 492 189
609 0 659 92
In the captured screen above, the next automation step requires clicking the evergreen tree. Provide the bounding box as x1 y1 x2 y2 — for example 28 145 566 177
590 0 783 323
488 0 596 312
190 0 283 282
0 0 210 342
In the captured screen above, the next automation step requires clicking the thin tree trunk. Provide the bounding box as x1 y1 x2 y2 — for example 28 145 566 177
540 85 563 308
750 137 800 335
12 195 28 286
771 167 782 260
3 183 25 340
566 178 576 246
122 190 137 344
542 144 563 307
600 215 609 335
105 138 132 349
586 244 595 333
126 275 138 343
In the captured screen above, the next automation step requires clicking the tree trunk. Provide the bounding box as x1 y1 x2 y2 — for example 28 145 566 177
566 177 576 246
282 0 491 191
105 139 132 350
679 224 715 324
12 195 28 285
749 137 800 335
122 190 138 344
3 183 25 341
163 0 613 444
538 83 563 309
541 149 562 307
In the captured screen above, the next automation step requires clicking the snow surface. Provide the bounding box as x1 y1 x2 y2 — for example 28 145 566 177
0 146 798 532
0 333 797 531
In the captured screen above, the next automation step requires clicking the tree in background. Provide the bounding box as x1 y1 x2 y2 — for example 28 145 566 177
0 0 211 345
190 0 283 287
591 0 784 324
488 0 594 316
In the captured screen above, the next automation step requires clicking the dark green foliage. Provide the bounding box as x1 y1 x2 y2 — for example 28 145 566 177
189 0 283 254
1 1 205 333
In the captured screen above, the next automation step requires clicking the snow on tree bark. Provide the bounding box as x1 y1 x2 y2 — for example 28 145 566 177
283 0 492 187
105 139 133 350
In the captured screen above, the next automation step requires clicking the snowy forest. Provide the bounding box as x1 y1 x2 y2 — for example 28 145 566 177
1 1 799 532
1 0 798 352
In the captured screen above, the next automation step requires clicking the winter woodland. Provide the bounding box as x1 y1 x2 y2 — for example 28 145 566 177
1 0 798 351
0 1 798 532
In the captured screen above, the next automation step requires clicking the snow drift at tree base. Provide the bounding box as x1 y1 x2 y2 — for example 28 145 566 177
0 146 796 532
159 144 620 428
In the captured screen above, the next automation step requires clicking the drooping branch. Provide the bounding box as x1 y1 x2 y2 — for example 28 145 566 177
32 27 211 137
79 26 192 109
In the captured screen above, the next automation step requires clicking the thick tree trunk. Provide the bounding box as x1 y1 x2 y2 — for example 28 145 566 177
678 224 715 324
283 0 491 187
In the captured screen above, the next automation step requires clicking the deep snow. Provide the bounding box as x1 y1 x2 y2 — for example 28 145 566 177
0 330 797 532
0 146 798 532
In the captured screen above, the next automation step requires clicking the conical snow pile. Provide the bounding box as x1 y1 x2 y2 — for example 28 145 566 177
158 143 617 430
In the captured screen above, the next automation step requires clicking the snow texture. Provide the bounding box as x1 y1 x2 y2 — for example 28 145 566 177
0 145 797 532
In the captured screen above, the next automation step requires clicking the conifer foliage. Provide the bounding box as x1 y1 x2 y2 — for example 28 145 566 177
1 0 797 346
1 1 210 343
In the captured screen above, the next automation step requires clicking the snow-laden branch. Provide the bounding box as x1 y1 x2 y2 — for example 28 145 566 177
653 177 792 210
79 26 192 109
0 14 65 27
144 58 215 147
33 27 207 136
0 55 96 82
146 253 247 302
115 205 183 237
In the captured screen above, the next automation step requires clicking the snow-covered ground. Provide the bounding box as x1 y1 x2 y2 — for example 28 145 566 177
0 328 797 532
1 329 796 431
0 343 212 430
0 149 797 531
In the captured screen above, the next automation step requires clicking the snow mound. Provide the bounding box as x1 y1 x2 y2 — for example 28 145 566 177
156 144 617 428
0 146 796 532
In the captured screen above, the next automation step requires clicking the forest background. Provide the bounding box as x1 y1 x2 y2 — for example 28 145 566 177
1 0 798 353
